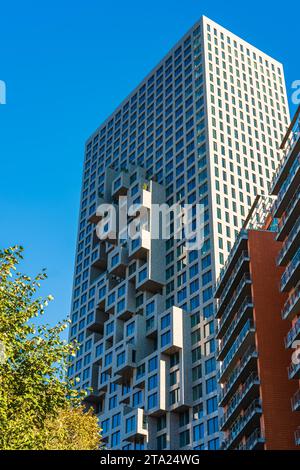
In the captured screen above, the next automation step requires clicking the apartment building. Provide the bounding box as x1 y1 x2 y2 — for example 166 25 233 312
215 106 300 449
270 105 300 446
68 15 289 449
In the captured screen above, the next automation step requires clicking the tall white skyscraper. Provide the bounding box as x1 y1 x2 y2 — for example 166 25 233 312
68 16 289 450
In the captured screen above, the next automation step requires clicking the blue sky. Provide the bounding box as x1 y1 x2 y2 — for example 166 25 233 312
0 0 298 329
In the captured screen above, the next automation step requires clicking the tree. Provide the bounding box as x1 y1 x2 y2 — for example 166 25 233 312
0 246 101 450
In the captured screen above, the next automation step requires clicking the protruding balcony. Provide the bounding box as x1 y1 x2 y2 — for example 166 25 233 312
220 373 260 430
216 251 250 309
114 344 136 379
128 230 150 260
108 245 129 277
128 183 152 215
216 273 252 324
215 230 249 296
217 297 253 355
288 357 300 380
277 216 300 266
285 317 300 348
159 307 183 356
291 389 300 412
223 399 263 450
270 107 300 195
218 320 256 382
281 284 300 320
281 248 300 292
136 265 164 293
146 315 157 338
112 172 130 198
272 155 300 218
238 428 265 450
124 408 148 441
276 186 300 241
86 308 107 334
219 346 258 407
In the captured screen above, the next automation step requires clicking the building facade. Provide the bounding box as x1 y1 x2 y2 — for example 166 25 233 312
68 16 289 449
270 105 300 446
215 106 300 450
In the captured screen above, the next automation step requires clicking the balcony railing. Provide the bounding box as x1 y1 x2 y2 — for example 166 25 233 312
272 155 300 217
217 296 253 347
291 388 300 411
216 273 252 321
288 356 300 380
285 316 300 348
223 399 263 450
270 116 300 193
277 185 300 240
215 229 248 294
281 248 300 291
219 346 258 406
295 428 300 446
220 373 260 430
218 320 255 381
281 284 300 320
277 216 300 265
237 428 265 450
217 252 250 306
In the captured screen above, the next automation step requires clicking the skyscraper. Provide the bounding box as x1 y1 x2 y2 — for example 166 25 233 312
68 16 289 449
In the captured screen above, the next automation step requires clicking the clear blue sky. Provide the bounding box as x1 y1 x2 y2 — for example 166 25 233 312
0 0 298 328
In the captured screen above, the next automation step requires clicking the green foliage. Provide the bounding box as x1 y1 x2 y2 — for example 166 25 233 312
0 246 101 450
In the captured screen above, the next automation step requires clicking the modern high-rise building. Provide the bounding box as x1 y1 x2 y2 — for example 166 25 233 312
214 106 300 450
68 15 289 449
